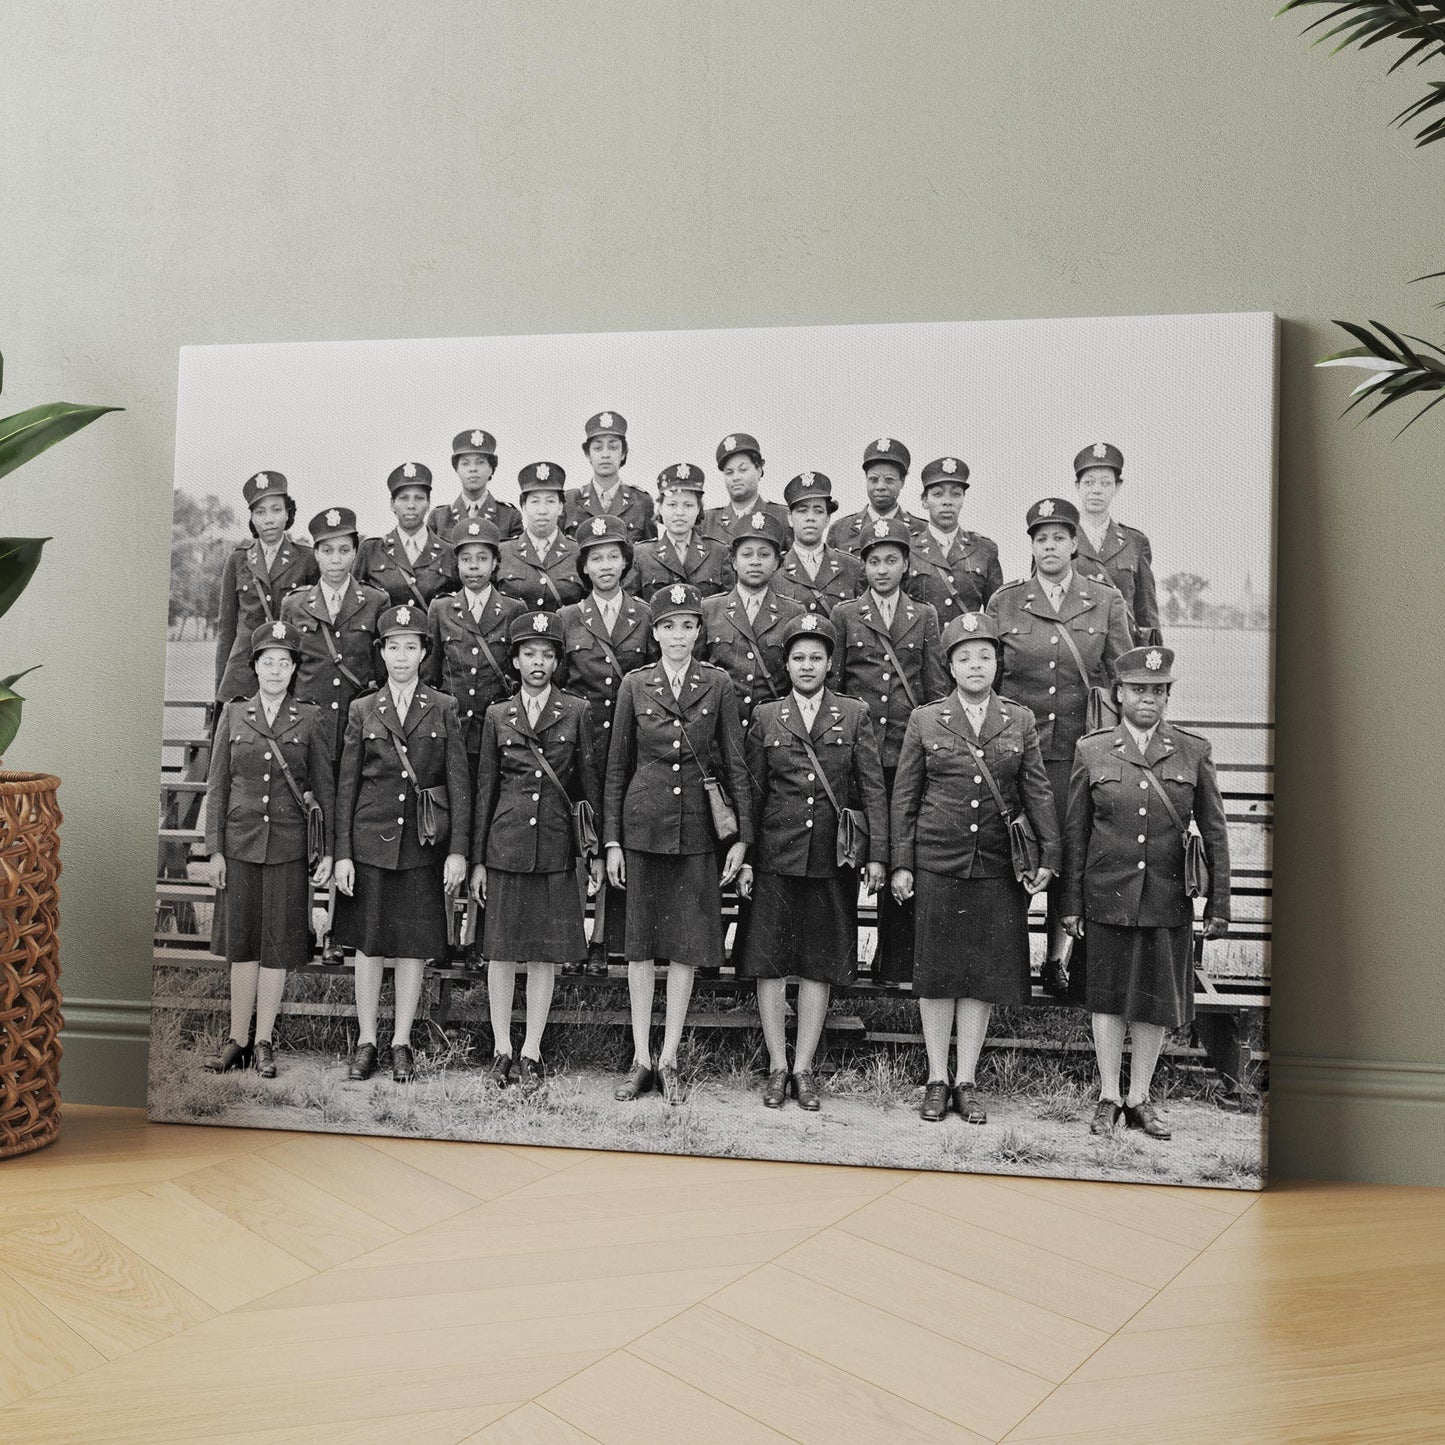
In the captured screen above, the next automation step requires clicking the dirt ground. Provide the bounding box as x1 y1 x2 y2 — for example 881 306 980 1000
148 1039 1265 1192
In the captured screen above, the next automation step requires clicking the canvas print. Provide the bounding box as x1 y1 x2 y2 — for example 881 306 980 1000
150 313 1274 1189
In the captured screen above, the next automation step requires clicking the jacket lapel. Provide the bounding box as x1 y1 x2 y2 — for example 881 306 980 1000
403 685 437 736
374 688 410 747
270 700 307 742
644 666 682 719
535 693 568 734
1145 726 1177 768
503 696 538 742
891 595 923 642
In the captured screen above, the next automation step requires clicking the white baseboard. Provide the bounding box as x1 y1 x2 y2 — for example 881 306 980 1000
59 997 151 1107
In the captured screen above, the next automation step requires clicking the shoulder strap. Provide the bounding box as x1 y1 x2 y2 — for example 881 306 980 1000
464 608 514 694
1051 611 1094 692
251 707 309 813
250 576 276 623
389 727 423 790
728 604 782 699
585 610 625 676
317 615 366 691
871 624 920 710
1141 762 1188 836
953 725 1013 822
519 728 574 808
793 726 843 817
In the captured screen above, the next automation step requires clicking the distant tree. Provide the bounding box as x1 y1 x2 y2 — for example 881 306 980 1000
170 492 238 631
1160 571 1210 626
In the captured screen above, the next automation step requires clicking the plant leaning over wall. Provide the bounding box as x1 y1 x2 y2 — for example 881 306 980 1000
1281 1 1445 430
0 351 120 755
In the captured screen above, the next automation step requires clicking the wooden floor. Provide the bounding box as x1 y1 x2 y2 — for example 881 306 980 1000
0 1110 1438 1444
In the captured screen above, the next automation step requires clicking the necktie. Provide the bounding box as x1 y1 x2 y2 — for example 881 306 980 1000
878 597 894 628
526 695 541 727
671 671 684 699
403 535 419 564
471 597 484 623
326 589 340 621
1046 582 1063 611
745 595 760 623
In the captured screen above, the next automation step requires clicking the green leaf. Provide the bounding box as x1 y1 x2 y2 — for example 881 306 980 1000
0 537 49 622
0 679 26 756
0 402 122 485
0 667 40 690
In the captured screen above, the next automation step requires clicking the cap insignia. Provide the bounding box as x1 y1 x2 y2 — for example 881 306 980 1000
942 457 958 474
271 621 287 639
1093 442 1108 459
1038 499 1055 517
600 412 614 429
470 430 485 447
876 437 891 451
396 606 412 625
963 614 978 632
402 463 417 479
533 613 549 631
875 520 891 537
677 462 690 479
467 521 481 535
590 517 607 536
801 471 815 486
325 508 341 527
1146 649 1164 671
751 512 766 529
798 614 819 631
723 435 737 452
536 463 550 480
669 584 687 604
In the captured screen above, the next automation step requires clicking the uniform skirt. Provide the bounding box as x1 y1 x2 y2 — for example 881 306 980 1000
210 856 312 970
912 871 1030 1004
737 872 858 986
623 851 724 969
483 868 587 963
1084 920 1194 1029
335 862 447 960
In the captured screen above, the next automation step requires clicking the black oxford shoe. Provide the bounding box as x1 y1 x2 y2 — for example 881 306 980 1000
1090 1098 1122 1135
953 1085 987 1124
793 1070 821 1112
254 1041 277 1079
920 1081 951 1122
347 1043 378 1081
762 1070 790 1108
1124 1099 1172 1139
517 1056 544 1090
392 1044 415 1083
203 1040 252 1074
491 1053 514 1088
615 1062 656 1101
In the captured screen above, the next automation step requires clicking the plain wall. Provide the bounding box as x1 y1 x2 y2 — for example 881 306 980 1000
5 0 1442 1184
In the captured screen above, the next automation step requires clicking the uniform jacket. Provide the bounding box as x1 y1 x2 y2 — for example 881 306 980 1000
701 587 807 729
825 506 925 554
334 684 472 871
471 689 601 875
987 573 1132 763
1075 519 1162 646
205 695 335 866
1064 722 1231 927
214 537 319 701
745 690 889 878
353 528 456 609
828 592 947 770
279 579 388 763
775 545 865 618
890 692 1060 879
495 532 585 611
426 493 522 543
557 593 656 759
421 587 527 752
903 528 1004 624
563 482 657 543
629 534 734 602
604 660 754 856
700 498 792 548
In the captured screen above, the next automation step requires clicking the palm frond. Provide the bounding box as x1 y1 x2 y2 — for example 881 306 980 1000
1317 319 1445 430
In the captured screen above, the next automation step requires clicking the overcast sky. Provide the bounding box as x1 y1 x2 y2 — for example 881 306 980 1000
174 311 1275 605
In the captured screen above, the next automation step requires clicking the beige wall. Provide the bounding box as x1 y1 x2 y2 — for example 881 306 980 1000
5 1 1442 1183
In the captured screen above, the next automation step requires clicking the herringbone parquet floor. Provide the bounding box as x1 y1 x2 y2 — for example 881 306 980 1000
0 1107 1440 1443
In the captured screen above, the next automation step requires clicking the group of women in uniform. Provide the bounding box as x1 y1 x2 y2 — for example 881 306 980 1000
202 421 1230 1139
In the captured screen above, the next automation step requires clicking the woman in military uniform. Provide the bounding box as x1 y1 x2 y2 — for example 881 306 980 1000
736 615 888 1111
204 621 334 1078
496 463 586 612
427 429 522 542
332 605 471 1084
556 514 655 974
775 471 865 618
903 456 1004 628
604 583 752 1106
471 612 602 1087
1063 646 1230 1140
562 411 656 543
630 464 733 601
701 433 791 547
214 471 318 703
891 613 1060 1123
1073 443 1162 647
829 519 947 986
987 498 1132 995
354 463 456 609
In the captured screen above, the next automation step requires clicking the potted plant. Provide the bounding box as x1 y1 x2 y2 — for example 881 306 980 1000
1 351 118 1157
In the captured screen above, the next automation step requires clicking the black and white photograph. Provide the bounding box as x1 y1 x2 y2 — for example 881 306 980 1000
149 311 1275 1190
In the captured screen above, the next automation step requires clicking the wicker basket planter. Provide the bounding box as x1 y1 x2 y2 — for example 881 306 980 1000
0 771 63 1159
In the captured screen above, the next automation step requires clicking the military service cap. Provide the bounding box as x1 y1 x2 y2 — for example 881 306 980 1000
857 516 913 558
377 604 427 639
446 517 503 555
509 609 563 655
575 514 634 579
250 619 303 659
242 471 288 509
650 581 705 622
716 432 763 468
920 456 970 492
1114 645 1175 685
862 437 911 475
658 462 706 495
940 611 1001 660
518 461 566 496
387 462 433 495
308 506 358 544
452 429 498 461
783 471 838 513
583 411 628 454
1026 497 1080 534
782 612 838 656
728 510 789 555
1074 441 1124 475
